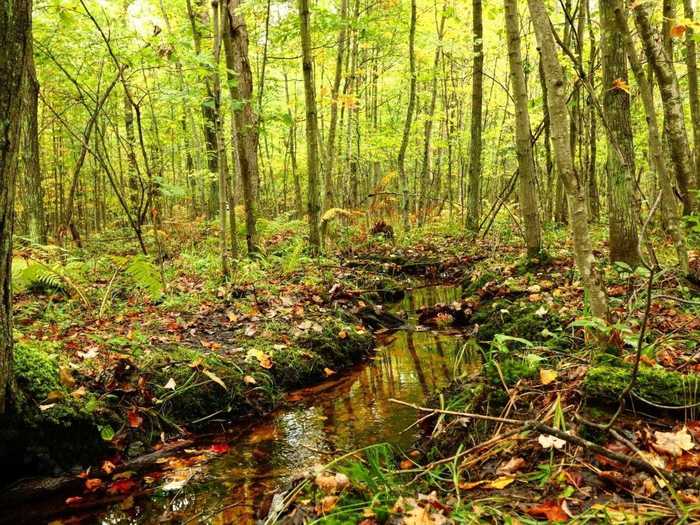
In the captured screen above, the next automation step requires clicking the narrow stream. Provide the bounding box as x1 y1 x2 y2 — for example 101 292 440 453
51 286 480 524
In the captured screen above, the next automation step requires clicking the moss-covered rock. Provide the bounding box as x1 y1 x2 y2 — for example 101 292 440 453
0 341 109 478
471 299 570 351
584 365 700 407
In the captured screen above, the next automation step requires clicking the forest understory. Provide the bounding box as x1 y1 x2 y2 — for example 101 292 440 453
0 221 699 524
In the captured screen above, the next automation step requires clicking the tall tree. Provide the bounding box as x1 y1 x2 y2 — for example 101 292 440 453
527 0 608 320
324 0 349 211
683 0 700 196
222 0 259 254
612 0 688 273
600 0 639 266
21 43 47 244
397 0 417 230
466 0 484 231
0 0 32 413
503 0 542 257
298 0 322 253
634 2 695 215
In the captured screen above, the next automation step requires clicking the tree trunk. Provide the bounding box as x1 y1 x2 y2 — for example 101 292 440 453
324 0 348 211
418 1 448 223
212 0 229 277
600 0 639 266
185 0 220 219
221 0 259 254
683 0 700 196
0 0 32 414
298 0 322 253
466 0 484 231
21 45 47 244
634 2 694 215
503 0 542 258
527 0 608 320
613 1 688 273
397 0 417 231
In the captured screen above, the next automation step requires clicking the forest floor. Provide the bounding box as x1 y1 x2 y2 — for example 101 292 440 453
2 216 700 524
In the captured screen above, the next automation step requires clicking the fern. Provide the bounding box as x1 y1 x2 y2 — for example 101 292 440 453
14 262 67 294
125 255 163 300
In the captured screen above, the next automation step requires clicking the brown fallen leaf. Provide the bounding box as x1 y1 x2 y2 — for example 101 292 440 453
497 457 527 475
316 495 338 514
84 478 102 492
653 426 695 457
527 500 569 522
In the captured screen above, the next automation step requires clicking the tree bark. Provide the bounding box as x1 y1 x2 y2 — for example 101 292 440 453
503 0 542 258
324 0 348 211
527 0 608 320
397 0 417 231
466 0 484 231
21 44 47 244
0 0 32 414
185 0 220 219
600 0 640 266
298 0 322 253
683 0 700 196
612 1 688 273
222 0 259 254
634 2 695 215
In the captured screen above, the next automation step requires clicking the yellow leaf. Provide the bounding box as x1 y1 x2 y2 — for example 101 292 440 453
488 476 516 489
540 368 558 385
247 349 273 369
59 366 76 388
203 369 227 390
243 375 257 385
612 78 631 94
323 367 336 377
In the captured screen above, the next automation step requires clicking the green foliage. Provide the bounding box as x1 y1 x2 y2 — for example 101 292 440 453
125 255 164 300
13 260 68 294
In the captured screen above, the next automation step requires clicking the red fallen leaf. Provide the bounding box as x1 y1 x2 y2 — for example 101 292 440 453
527 500 569 522
210 443 230 454
65 496 84 505
84 478 102 492
127 409 143 429
107 478 137 495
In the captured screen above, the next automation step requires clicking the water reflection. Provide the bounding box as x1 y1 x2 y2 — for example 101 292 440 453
97 287 479 524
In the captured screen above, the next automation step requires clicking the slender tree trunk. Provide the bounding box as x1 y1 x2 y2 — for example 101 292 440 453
600 0 639 266
538 52 555 222
503 0 542 257
212 0 229 277
527 0 608 320
222 0 259 254
324 0 348 210
466 0 484 231
397 0 417 230
21 46 47 244
683 0 700 196
634 2 694 215
298 0 322 253
0 0 32 414
586 2 600 221
613 1 688 273
185 0 220 219
419 1 448 223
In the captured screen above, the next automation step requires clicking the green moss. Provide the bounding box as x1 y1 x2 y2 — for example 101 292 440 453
485 357 539 387
584 365 700 406
472 299 570 351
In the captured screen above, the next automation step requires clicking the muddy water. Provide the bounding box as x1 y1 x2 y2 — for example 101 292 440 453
103 286 478 524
